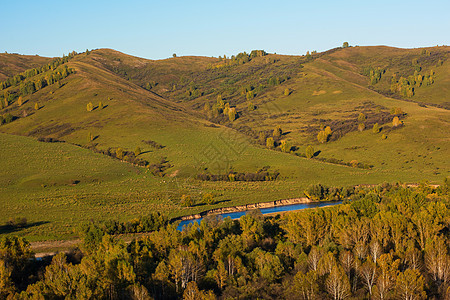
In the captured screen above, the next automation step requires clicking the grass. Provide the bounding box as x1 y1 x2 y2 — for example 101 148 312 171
0 46 448 241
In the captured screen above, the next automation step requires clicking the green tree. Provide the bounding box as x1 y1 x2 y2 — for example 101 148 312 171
372 123 380 133
358 123 366 132
280 140 289 153
246 90 254 101
181 194 194 207
392 116 402 127
317 130 328 143
326 265 351 300
343 42 349 48
306 145 315 159
134 147 141 156
116 148 124 160
358 112 366 123
266 137 275 149
228 107 236 122
273 125 282 138
0 259 14 298
202 193 215 205
395 269 426 300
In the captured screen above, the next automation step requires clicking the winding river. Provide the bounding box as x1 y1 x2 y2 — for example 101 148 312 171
177 200 342 230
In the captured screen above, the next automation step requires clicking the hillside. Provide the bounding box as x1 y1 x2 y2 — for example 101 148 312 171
0 53 52 81
0 46 449 240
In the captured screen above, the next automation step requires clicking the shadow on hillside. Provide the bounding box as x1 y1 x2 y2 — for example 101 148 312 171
0 221 49 234
139 151 152 155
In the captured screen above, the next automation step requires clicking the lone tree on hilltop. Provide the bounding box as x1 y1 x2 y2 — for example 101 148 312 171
343 42 349 48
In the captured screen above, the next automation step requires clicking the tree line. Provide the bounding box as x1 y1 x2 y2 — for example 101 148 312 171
0 181 448 299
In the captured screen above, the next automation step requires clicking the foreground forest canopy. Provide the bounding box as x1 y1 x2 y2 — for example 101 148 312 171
0 182 449 299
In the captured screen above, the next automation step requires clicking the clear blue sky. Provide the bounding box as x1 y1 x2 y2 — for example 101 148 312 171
3 0 450 59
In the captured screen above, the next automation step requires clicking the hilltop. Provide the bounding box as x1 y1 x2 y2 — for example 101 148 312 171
0 45 449 240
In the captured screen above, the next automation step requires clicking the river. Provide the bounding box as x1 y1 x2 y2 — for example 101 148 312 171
177 200 342 230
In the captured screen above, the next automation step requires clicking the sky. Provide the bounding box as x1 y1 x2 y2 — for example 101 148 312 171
3 0 450 60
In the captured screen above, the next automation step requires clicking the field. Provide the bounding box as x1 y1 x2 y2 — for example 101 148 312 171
0 46 449 241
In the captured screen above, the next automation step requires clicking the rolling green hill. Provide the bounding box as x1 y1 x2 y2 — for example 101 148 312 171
0 45 448 240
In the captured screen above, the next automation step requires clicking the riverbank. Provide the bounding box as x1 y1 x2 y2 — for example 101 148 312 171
176 197 313 221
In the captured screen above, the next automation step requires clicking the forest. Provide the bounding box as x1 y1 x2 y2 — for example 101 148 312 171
0 181 449 299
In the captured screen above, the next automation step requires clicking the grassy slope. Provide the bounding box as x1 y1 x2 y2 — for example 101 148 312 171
0 46 449 240
0 53 52 81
